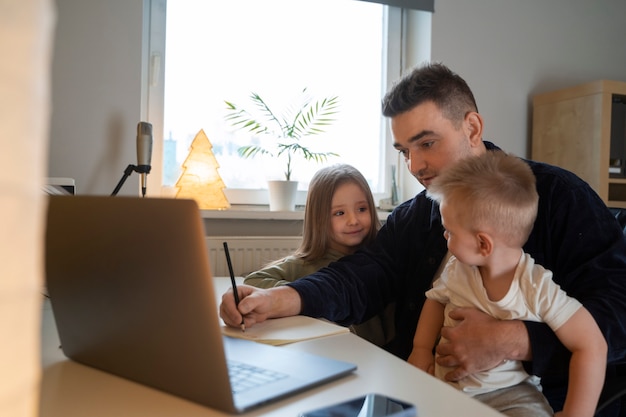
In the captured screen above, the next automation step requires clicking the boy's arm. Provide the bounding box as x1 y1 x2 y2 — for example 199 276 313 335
408 299 445 374
554 307 607 417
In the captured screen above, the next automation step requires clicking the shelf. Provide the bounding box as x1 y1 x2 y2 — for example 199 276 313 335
608 201 626 209
532 79 626 207
609 182 626 204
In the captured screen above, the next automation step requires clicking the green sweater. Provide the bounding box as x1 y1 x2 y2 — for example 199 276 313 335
243 249 345 288
244 249 395 347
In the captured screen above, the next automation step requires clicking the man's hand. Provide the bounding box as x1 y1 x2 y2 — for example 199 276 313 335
219 284 302 329
435 307 530 381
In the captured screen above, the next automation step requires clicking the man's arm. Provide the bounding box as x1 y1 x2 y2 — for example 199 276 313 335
436 308 530 381
524 162 626 381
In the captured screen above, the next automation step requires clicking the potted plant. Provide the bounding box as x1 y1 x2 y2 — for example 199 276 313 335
224 88 339 211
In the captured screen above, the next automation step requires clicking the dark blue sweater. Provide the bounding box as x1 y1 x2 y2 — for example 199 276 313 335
288 142 626 411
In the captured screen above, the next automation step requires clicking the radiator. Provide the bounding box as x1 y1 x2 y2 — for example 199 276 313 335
205 236 302 277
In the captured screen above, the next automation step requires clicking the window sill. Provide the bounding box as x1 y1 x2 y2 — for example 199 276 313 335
200 205 391 221
200 205 305 220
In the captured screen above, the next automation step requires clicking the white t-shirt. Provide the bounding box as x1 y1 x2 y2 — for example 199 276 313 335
427 252 582 395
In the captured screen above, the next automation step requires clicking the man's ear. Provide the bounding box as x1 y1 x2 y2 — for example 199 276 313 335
465 112 484 147
476 232 493 256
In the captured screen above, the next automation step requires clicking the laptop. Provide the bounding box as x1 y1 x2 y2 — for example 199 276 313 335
45 195 356 413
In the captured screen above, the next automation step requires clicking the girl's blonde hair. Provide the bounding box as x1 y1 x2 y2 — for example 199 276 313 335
427 151 538 247
295 164 381 261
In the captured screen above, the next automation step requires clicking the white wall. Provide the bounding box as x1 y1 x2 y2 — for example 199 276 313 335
48 0 626 196
429 0 626 158
49 0 145 196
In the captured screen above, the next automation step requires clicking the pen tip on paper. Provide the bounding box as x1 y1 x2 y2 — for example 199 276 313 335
240 323 246 332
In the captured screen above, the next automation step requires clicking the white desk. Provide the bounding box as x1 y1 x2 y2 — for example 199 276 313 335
39 278 503 417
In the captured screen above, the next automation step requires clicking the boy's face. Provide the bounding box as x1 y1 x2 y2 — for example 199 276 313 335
391 101 484 189
440 201 482 266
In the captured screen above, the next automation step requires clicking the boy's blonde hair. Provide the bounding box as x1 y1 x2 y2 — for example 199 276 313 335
295 164 381 261
427 151 538 247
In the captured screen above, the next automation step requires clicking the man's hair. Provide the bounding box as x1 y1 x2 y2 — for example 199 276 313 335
427 151 538 247
382 62 478 128
295 164 381 261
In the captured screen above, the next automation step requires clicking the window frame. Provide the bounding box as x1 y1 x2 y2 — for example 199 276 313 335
143 1 418 206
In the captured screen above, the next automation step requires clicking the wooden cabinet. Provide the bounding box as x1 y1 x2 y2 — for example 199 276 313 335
532 80 626 208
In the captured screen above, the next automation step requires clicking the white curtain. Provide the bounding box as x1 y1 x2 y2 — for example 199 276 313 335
0 0 55 415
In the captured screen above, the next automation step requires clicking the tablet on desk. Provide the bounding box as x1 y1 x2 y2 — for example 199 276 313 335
299 393 417 417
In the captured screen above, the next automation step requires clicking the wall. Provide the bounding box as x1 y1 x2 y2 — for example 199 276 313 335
49 0 145 196
48 0 626 199
428 0 626 158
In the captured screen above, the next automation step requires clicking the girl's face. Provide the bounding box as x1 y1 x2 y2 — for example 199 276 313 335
328 182 373 255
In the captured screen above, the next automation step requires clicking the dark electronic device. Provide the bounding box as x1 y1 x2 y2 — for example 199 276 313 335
299 393 416 417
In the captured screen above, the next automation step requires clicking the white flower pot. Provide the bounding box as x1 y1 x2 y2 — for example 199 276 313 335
267 180 298 211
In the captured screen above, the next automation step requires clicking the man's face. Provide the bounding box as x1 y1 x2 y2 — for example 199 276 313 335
391 101 483 189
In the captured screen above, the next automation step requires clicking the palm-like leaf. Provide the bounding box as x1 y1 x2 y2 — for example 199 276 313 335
224 88 339 180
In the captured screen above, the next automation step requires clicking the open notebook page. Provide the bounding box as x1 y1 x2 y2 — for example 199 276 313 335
221 316 350 346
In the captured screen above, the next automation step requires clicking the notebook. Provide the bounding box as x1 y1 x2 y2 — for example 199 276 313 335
45 195 357 413
221 315 351 346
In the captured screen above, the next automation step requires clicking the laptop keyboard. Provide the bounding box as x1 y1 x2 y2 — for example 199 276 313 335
228 360 288 394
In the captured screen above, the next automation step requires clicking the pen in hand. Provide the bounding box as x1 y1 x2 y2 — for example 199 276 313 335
223 241 245 332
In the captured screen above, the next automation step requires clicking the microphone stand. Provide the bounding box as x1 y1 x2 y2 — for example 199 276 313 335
111 164 151 197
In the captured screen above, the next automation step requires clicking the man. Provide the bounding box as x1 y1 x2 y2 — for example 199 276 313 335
220 63 626 416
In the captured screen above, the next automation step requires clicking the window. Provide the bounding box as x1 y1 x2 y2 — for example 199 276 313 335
147 0 425 205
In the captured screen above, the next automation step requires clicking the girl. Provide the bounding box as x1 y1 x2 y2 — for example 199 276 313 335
244 164 393 345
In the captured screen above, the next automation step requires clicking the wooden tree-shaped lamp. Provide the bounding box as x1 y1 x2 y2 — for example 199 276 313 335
175 129 230 210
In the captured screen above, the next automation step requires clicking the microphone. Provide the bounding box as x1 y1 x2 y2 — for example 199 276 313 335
136 121 153 197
